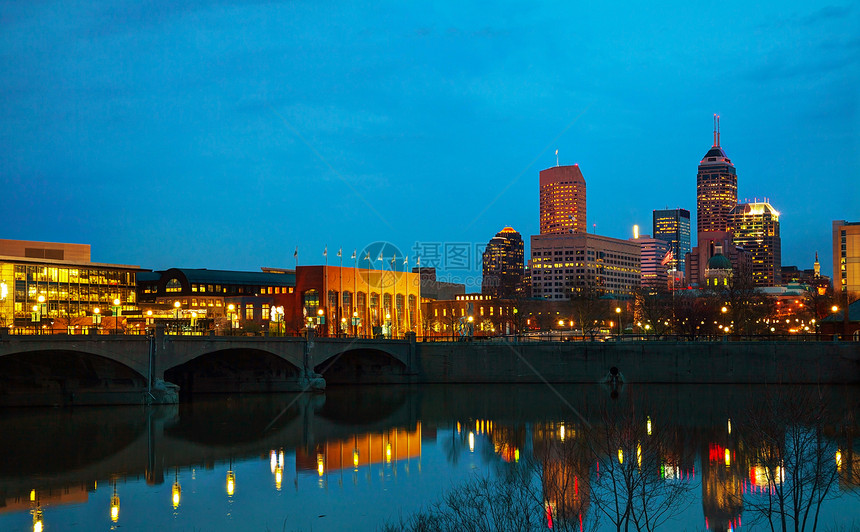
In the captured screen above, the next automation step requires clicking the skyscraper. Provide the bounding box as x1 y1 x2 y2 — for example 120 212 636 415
481 227 525 298
630 234 670 289
832 220 860 295
728 202 781 286
697 116 737 234
652 208 691 273
539 164 586 235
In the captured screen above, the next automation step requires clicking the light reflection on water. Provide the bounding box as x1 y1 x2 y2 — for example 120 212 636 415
0 384 856 531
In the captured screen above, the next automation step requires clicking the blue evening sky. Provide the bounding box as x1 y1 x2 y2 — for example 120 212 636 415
1 1 857 284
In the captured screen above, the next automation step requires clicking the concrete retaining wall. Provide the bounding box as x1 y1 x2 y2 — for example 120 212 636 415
415 341 860 384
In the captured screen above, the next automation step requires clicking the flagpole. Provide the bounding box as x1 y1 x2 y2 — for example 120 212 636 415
352 250 357 337
339 249 343 338
415 256 424 340
404 257 409 334
366 253 371 338
324 246 328 337
392 256 398 338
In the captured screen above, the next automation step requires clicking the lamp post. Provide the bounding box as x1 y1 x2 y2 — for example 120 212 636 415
113 298 121 335
227 304 235 335
174 301 181 334
93 307 101 334
317 308 325 336
38 295 46 334
271 306 284 336
615 306 622 339
386 312 391 339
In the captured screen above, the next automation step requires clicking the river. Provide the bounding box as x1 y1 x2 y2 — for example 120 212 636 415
0 383 857 531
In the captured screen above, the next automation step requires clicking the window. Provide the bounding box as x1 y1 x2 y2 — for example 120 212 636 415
166 278 182 292
303 289 319 311
245 305 254 320
262 304 270 320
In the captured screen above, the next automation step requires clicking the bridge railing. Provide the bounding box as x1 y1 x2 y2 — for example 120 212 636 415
419 333 837 343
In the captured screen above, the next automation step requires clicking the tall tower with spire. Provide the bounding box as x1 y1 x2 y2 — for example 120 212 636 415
814 252 821 278
696 115 737 234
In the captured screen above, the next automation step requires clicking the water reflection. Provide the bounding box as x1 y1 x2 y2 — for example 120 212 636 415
0 384 856 531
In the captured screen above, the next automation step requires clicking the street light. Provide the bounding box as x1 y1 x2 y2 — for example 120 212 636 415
317 308 325 336
385 312 391 338
270 305 284 336
113 298 121 335
615 307 622 338
227 304 235 335
174 301 181 333
37 295 46 334
93 307 101 334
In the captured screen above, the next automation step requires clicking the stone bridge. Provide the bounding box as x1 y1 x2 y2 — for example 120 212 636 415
0 329 418 405
0 331 857 406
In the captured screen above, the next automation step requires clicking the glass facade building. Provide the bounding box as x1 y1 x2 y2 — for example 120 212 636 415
0 240 140 331
652 208 691 273
728 202 781 287
481 227 525 298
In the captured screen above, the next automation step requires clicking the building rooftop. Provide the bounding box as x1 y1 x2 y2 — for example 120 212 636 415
707 253 732 270
821 299 860 323
155 268 296 286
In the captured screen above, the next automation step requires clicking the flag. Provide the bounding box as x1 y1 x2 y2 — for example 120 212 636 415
351 250 356 259
323 246 327 257
417 256 421 266
377 251 383 261
403 256 408 266
365 251 371 261
337 248 342 257
661 249 674 266
294 247 298 258
555 149 558 155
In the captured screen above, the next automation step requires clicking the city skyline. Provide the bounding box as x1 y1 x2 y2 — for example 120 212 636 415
1 1 856 279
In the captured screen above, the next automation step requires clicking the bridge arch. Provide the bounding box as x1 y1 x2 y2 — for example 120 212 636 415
164 348 303 395
0 349 147 406
314 348 408 384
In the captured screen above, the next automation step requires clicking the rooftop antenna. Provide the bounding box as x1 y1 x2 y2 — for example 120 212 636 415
717 115 721 147
713 114 717 147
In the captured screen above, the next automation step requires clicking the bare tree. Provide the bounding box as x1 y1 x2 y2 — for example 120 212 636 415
569 286 609 339
737 387 842 532
588 399 695 532
633 288 673 339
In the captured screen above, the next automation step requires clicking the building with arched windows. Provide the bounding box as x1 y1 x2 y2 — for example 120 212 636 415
276 266 421 338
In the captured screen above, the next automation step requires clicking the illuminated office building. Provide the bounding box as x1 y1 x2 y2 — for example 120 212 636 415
482 227 525 298
728 202 781 287
833 220 860 295
0 239 141 332
540 164 586 235
630 235 670 289
697 117 737 234
530 233 640 298
652 208 691 273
